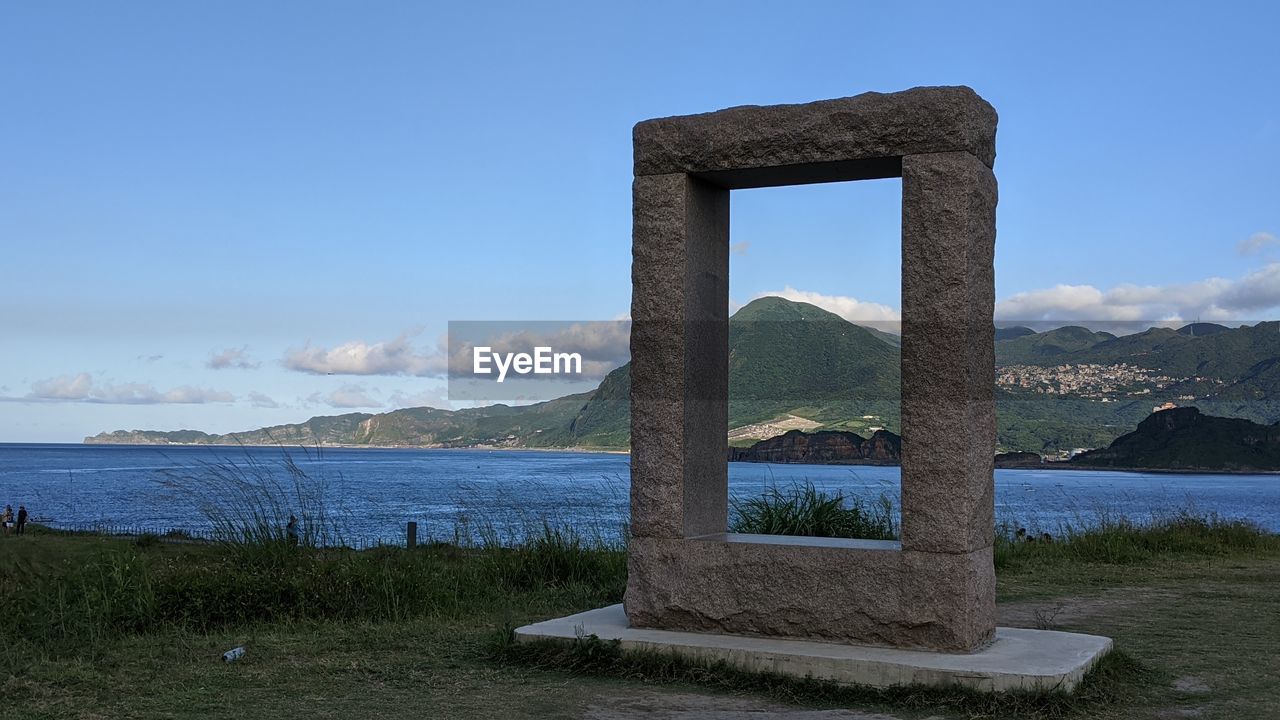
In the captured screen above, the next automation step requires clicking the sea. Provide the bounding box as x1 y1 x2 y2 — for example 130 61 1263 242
2 443 1278 546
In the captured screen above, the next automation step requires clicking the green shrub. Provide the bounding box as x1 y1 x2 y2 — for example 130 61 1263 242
1 526 628 655
730 483 897 540
995 512 1278 567
485 524 626 593
2 549 159 644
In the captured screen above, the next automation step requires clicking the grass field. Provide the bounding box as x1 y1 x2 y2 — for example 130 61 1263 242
2 515 1278 720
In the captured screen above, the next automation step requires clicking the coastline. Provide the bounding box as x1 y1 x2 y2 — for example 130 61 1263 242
75 440 632 455
728 457 1280 476
1006 462 1280 476
63 441 1280 474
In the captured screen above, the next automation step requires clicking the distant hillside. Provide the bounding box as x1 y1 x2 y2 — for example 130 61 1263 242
1177 322 1230 337
997 322 1280 381
89 299 1280 454
1073 407 1280 471
86 392 595 449
995 326 1117 364
88 297 903 451
566 297 903 444
729 297 901 427
995 326 1037 341
995 320 1280 431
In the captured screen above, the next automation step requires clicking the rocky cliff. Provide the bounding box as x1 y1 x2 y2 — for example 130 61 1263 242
1072 406 1280 471
728 429 901 464
994 451 1043 467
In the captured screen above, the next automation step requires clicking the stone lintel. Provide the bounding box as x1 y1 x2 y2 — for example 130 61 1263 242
634 86 997 181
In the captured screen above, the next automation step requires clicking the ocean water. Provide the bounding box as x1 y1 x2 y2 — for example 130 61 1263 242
1 443 1278 545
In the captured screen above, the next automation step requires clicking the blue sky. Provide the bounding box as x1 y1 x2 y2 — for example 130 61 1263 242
2 1 1277 442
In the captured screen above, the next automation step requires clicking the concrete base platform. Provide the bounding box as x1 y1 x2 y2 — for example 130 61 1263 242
514 604 1112 693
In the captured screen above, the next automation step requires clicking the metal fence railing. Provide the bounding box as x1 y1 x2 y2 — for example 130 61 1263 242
35 521 403 550
41 522 216 542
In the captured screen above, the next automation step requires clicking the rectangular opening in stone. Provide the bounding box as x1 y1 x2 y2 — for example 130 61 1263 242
727 177 904 541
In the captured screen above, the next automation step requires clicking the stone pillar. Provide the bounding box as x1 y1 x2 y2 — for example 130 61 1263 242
630 173 730 539
898 150 998 649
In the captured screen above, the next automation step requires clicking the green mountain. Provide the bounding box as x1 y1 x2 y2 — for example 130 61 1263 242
562 364 630 447
995 326 1037 341
87 299 1280 454
997 321 1280 381
995 326 1117 364
1073 407 1280 471
87 393 593 449
993 320 1280 430
725 296 900 428
533 296 902 447
1177 322 1231 337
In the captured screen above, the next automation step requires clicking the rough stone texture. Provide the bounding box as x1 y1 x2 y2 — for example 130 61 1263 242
635 86 997 183
626 535 909 647
900 547 997 651
627 537 994 652
899 151 998 555
629 174 729 539
627 88 1000 653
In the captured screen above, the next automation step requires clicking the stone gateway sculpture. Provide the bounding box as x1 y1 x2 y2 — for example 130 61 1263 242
626 86 998 653
517 87 1112 691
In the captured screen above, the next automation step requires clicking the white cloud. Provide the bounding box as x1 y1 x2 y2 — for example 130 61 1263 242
752 287 901 330
284 332 446 377
386 387 450 410
996 262 1280 326
247 391 279 409
30 373 94 400
731 241 751 256
288 322 632 382
18 373 234 404
155 386 237 404
309 384 382 409
208 346 259 370
1237 231 1278 255
1217 262 1280 313
759 257 1280 335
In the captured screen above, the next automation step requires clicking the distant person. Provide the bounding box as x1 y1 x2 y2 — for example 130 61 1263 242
16 505 28 536
286 514 300 546
2 505 12 537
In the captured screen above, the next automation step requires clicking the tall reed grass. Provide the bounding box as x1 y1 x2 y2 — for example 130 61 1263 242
730 482 897 540
8 452 1277 677
157 447 344 552
0 524 626 663
995 511 1277 566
